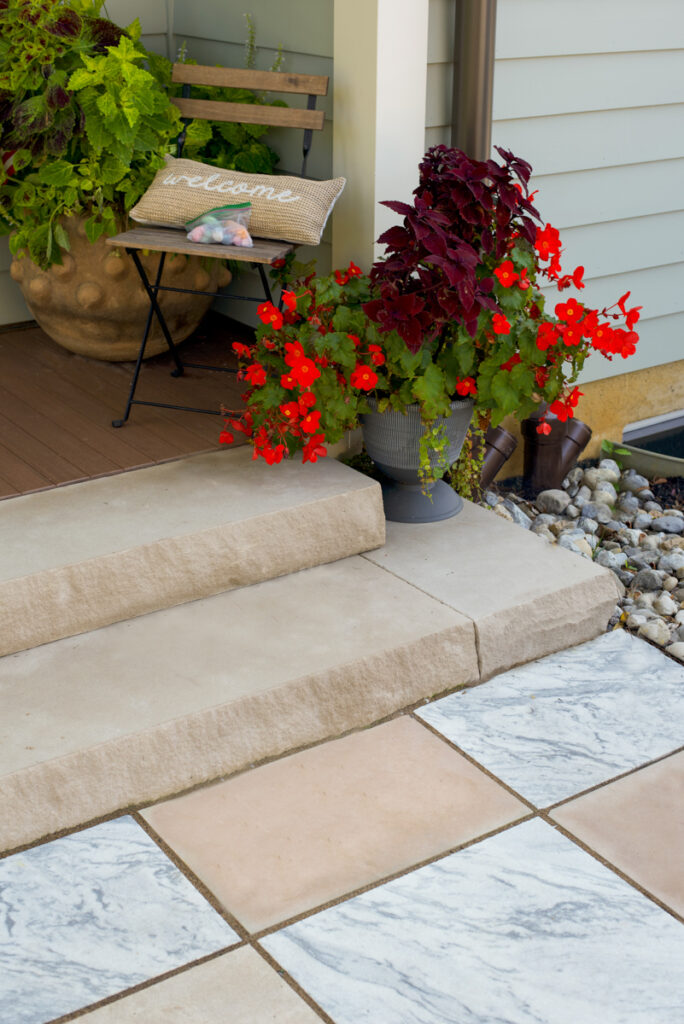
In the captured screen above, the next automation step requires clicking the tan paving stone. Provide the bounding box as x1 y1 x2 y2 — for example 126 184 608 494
142 716 528 932
551 751 684 916
77 947 321 1022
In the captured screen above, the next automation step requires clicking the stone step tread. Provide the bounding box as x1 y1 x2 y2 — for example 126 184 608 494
0 555 477 852
0 449 385 657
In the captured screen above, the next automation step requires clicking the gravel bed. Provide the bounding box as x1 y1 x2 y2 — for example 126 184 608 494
482 460 684 663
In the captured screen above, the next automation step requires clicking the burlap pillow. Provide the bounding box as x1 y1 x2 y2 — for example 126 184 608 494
130 156 346 246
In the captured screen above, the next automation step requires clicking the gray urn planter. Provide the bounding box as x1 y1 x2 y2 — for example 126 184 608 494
360 397 474 523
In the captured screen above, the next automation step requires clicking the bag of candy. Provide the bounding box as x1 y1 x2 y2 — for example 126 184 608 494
185 203 253 247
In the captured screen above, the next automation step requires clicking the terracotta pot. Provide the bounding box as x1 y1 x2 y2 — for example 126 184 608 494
9 216 232 361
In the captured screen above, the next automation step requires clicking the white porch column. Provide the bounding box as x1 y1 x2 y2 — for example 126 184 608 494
332 0 429 271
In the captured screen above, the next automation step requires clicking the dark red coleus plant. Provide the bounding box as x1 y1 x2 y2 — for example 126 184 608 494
364 145 541 352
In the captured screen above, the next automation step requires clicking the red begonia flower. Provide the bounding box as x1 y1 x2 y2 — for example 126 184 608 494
455 376 477 396
219 429 234 445
536 420 552 435
572 265 585 289
494 260 519 288
281 290 297 311
560 324 583 348
492 313 511 335
335 269 349 285
299 391 317 410
257 301 283 330
350 364 378 390
302 434 327 463
500 353 521 372
290 356 321 388
347 261 363 277
280 401 300 422
534 224 561 261
555 298 583 323
536 322 559 351
244 363 267 386
284 341 305 367
300 409 322 434
232 341 253 358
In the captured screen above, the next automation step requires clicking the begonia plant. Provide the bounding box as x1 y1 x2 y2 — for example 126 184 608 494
223 144 641 491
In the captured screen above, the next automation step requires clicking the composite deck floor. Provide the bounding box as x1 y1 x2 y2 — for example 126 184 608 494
0 315 250 500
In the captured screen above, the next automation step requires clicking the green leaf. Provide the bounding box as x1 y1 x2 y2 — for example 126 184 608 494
126 17 142 43
53 222 70 252
412 363 450 419
37 161 75 187
490 370 521 417
84 215 106 244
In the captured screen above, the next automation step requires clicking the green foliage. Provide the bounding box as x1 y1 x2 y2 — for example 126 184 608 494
0 0 287 267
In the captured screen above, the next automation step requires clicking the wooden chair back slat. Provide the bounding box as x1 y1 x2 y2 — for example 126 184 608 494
171 63 328 96
172 96 325 131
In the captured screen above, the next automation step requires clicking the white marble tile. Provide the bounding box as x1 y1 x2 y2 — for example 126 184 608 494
263 818 684 1024
416 629 684 805
0 816 238 1024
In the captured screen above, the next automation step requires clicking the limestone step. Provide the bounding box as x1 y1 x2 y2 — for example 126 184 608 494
0 448 384 657
0 555 478 852
0 497 622 854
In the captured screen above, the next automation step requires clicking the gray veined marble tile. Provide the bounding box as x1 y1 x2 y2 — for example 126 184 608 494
263 818 684 1024
0 816 238 1024
416 629 684 805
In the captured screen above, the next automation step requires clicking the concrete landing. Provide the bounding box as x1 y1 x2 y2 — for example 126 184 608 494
0 448 385 657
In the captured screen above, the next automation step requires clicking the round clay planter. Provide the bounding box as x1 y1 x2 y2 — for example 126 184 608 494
360 397 474 523
9 216 232 361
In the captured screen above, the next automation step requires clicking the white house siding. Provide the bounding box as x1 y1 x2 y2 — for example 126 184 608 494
426 0 684 385
0 0 170 326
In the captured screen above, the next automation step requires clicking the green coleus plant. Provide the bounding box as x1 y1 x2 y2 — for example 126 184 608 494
0 0 181 265
0 0 285 267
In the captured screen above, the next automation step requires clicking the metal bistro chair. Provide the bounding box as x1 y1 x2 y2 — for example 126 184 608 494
106 63 328 426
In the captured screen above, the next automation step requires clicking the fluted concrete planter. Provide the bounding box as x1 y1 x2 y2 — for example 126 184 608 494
360 397 474 523
9 216 231 361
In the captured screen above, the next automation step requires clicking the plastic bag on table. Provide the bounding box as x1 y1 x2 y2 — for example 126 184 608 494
185 203 253 247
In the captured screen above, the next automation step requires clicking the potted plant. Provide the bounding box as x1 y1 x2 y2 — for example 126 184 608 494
224 144 641 523
0 1 281 360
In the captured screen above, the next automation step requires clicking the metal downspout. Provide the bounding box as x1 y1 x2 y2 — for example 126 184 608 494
450 0 498 160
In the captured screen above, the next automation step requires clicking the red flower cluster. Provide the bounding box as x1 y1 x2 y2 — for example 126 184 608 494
529 224 642 433
223 266 383 465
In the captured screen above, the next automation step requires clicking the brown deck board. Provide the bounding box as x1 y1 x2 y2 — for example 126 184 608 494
0 314 251 499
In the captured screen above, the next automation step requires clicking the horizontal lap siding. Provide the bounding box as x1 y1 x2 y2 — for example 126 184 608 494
426 0 684 384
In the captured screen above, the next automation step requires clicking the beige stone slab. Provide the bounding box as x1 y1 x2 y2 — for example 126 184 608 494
364 501 622 678
143 716 528 932
0 557 478 851
78 947 322 1022
0 448 384 657
551 751 684 916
